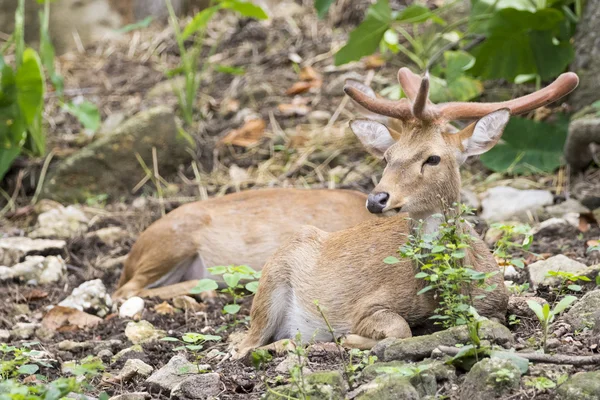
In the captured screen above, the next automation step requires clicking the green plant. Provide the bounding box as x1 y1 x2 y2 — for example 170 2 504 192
166 0 267 125
506 282 530 295
527 295 577 351
490 222 533 275
0 342 50 380
546 270 591 296
508 314 521 326
389 203 498 328
161 333 221 367
190 264 261 325
524 376 557 391
492 367 516 384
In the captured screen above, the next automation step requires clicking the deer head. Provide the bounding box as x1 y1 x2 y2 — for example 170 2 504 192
346 68 579 218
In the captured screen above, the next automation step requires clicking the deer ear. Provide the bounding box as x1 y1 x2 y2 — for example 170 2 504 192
350 120 395 158
459 108 510 157
345 81 389 124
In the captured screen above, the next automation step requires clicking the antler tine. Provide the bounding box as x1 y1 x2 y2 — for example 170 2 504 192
397 67 423 102
438 72 580 120
344 84 414 120
412 71 431 119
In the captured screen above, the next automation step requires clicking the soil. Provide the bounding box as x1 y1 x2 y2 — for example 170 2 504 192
1 2 600 400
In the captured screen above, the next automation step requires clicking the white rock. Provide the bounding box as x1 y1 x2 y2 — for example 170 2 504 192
125 321 165 344
118 359 154 381
545 199 590 217
119 297 145 319
528 255 589 289
461 188 481 211
171 373 222 399
145 355 208 391
504 265 520 280
0 329 10 341
0 255 67 284
532 218 570 234
480 187 553 222
0 237 66 266
29 206 89 239
58 279 113 317
11 322 40 340
86 227 130 247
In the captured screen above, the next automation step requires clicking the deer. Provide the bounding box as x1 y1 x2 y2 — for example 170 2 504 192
236 69 579 356
112 70 436 301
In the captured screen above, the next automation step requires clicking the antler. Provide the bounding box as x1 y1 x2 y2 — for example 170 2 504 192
437 72 580 120
344 69 579 122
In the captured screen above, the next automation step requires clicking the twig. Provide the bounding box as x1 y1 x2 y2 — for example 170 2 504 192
437 345 600 366
31 150 55 205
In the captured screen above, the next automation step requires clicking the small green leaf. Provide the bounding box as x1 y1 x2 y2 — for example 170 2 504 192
395 4 445 25
384 256 400 264
223 272 241 288
221 0 268 20
314 0 335 19
417 285 433 295
567 284 582 292
431 245 446 253
245 281 259 293
182 5 221 39
224 304 241 314
552 295 577 315
214 64 245 75
208 266 228 275
15 48 45 127
189 279 218 294
17 364 39 375
161 337 182 342
526 300 545 322
117 16 153 33
62 100 100 133
415 272 428 279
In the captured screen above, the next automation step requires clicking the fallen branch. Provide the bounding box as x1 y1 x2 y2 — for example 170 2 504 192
437 345 600 366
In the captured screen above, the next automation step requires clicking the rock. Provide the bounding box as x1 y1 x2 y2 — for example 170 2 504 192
275 354 311 375
527 255 589 289
112 345 145 364
170 373 221 399
98 349 114 363
532 218 574 235
546 199 590 217
98 255 128 271
307 110 332 124
556 370 600 400
145 355 208 392
99 112 126 135
58 279 113 317
108 393 150 400
42 107 192 202
117 359 154 381
0 329 10 341
86 227 130 246
58 340 93 351
565 116 600 170
378 320 513 362
508 296 548 319
480 187 553 222
11 322 41 340
461 188 481 211
564 290 600 331
0 237 66 266
307 342 345 361
362 359 456 384
119 297 145 319
0 255 67 284
354 377 421 400
172 295 205 312
264 371 346 400
29 206 89 239
125 320 165 344
504 265 520 280
459 358 521 400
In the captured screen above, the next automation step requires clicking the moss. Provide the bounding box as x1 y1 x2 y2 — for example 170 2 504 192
355 376 420 400
557 371 600 400
264 371 346 400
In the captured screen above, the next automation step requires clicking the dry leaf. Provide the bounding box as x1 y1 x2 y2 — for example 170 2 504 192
153 301 175 315
587 239 599 247
218 119 266 148
364 54 386 69
579 216 591 232
42 306 102 332
221 98 240 114
278 103 310 116
299 66 321 81
286 81 313 95
22 289 49 301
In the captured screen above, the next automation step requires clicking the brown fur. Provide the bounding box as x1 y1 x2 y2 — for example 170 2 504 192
113 188 376 300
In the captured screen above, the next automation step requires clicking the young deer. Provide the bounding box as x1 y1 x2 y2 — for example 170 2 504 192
112 71 434 301
237 69 579 355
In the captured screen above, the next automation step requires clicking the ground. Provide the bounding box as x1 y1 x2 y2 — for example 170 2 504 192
1 2 600 400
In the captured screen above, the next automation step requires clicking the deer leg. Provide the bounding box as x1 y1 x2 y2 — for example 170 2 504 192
343 309 412 350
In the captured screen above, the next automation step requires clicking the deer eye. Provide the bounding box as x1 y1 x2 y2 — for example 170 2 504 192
424 155 441 166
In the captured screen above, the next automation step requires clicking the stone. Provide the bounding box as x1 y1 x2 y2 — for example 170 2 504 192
275 354 311 375
11 322 41 340
58 340 93 351
307 110 332 124
125 320 165 344
97 255 127 271
556 371 600 400
532 218 573 235
86 227 130 246
42 107 193 203
117 359 154 381
527 255 589 289
480 187 553 222
564 290 600 331
112 345 145 364
0 237 66 266
264 371 346 400
545 199 590 217
119 297 145 319
170 372 221 399
0 255 67 284
565 116 600 170
145 355 208 392
354 377 420 400
461 188 481 211
29 206 89 239
504 265 520 280
98 349 114 363
0 329 10 341
58 279 113 317
362 359 456 384
108 393 150 400
508 296 548 319
378 320 513 362
173 295 206 312
459 358 521 400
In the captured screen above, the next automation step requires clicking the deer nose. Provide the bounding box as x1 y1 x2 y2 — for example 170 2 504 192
367 192 389 214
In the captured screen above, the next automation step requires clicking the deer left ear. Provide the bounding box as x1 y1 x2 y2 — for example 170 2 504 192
459 108 511 157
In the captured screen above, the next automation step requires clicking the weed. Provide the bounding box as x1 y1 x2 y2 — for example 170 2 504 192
161 333 221 367
524 376 557 391
546 270 591 297
526 296 577 352
491 222 533 277
506 282 530 295
492 367 516 384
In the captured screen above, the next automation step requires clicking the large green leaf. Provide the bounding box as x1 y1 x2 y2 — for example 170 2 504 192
334 0 392 65
469 0 537 33
468 8 571 81
480 115 569 174
221 0 268 20
396 4 445 25
15 48 45 126
0 146 21 182
314 0 335 19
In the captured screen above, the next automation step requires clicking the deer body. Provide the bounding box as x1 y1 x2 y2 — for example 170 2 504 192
113 188 376 300
238 69 579 355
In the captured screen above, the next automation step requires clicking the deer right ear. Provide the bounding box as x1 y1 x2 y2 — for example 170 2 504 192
459 108 511 157
344 81 389 124
350 120 395 158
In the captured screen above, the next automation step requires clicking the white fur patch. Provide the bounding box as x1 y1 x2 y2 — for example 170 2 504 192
350 120 395 158
462 109 510 157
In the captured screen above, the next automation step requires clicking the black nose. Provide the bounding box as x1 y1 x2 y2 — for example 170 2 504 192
367 192 389 214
